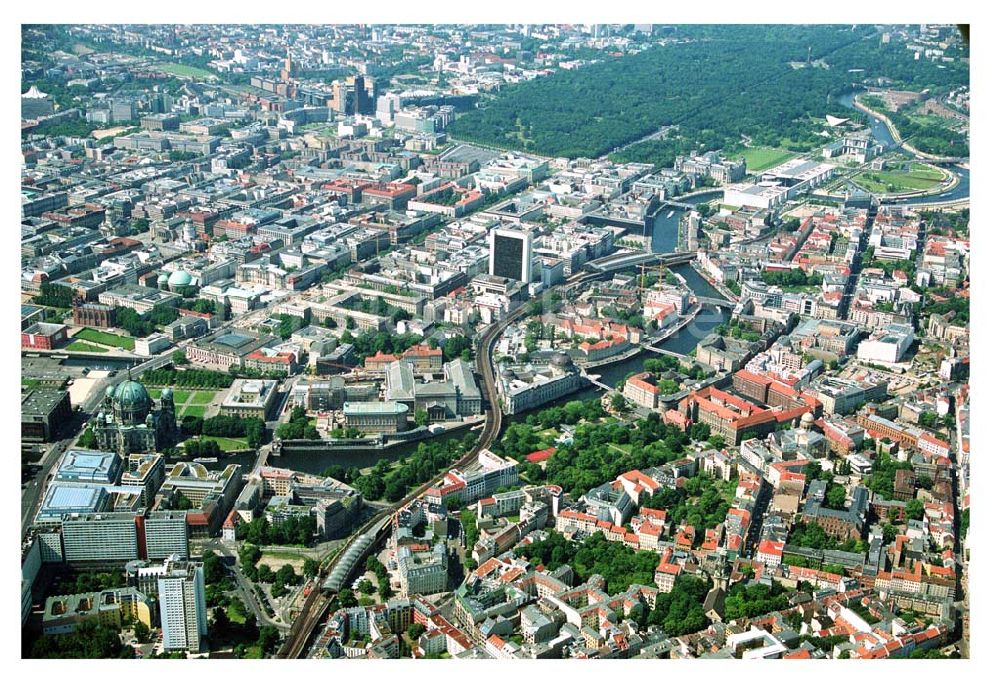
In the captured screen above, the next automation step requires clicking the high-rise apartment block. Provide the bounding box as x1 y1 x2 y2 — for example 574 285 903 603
158 558 207 653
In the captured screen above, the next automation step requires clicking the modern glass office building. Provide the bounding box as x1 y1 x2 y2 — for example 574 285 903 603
489 227 533 283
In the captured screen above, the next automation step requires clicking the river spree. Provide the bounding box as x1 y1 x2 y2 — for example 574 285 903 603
837 91 969 205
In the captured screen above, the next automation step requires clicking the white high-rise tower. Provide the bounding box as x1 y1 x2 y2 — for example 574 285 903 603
157 557 206 653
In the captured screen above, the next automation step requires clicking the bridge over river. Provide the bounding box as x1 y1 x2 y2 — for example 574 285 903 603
586 250 696 274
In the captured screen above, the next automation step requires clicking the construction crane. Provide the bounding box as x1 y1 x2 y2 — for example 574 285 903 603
640 262 672 292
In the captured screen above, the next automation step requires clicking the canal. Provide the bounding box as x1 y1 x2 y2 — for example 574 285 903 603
649 191 721 253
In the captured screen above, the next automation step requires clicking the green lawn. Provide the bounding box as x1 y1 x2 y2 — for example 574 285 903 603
180 405 207 419
65 341 109 353
74 329 136 351
908 163 948 181
147 388 193 404
199 436 248 451
226 602 247 625
189 391 216 405
739 146 798 172
854 164 947 194
76 327 135 350
144 388 220 418
155 62 218 80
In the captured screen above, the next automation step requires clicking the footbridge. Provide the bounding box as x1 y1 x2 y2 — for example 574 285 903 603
698 296 737 309
583 374 615 392
643 345 689 360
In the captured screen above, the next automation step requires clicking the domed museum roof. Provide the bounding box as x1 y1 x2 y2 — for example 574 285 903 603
167 270 193 287
549 352 571 368
113 379 152 411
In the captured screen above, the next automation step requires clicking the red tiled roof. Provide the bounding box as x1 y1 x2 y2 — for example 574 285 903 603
758 540 784 557
627 375 660 394
735 369 772 386
247 350 295 364
402 344 442 358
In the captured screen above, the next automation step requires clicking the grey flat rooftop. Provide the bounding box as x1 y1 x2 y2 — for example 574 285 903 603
21 388 68 416
60 449 113 470
438 143 500 166
40 483 109 517
344 401 408 415
214 333 254 349
57 449 121 482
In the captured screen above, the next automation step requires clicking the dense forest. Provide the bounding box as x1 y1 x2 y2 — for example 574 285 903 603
449 25 968 161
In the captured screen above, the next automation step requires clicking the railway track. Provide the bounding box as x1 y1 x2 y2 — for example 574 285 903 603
276 270 605 658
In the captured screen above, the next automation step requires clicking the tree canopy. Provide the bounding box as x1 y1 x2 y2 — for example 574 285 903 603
449 25 967 159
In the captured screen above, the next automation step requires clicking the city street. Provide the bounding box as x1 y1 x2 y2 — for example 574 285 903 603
204 538 290 631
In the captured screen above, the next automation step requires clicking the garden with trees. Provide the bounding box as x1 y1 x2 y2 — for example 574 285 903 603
520 412 696 499
514 531 660 595
275 406 320 441
237 514 316 547
340 329 425 361
141 366 234 389
28 619 135 658
647 575 713 637
723 581 791 621
640 473 737 545
351 434 475 502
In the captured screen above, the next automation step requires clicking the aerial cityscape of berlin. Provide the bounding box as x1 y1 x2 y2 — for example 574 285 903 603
16 13 980 666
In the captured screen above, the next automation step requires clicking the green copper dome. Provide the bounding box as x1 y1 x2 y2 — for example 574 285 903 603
113 379 152 411
167 270 193 287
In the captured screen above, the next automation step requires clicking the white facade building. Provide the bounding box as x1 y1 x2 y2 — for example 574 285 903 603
158 558 207 653
857 324 914 364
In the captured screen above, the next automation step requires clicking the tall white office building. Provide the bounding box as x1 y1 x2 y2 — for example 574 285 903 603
157 558 207 653
489 227 534 283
